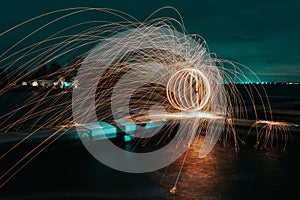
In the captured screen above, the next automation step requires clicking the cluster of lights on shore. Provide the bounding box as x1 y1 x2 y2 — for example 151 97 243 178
17 79 300 90
20 78 78 89
243 81 300 85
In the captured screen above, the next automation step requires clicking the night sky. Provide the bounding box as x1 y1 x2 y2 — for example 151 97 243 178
0 0 299 82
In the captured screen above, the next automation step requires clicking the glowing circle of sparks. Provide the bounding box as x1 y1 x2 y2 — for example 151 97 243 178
166 68 211 112
0 7 296 189
72 25 227 172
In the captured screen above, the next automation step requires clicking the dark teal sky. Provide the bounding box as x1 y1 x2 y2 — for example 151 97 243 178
0 0 299 82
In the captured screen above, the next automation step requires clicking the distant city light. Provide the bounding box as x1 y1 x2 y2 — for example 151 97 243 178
12 78 300 91
32 81 38 87
72 79 79 89
64 82 71 87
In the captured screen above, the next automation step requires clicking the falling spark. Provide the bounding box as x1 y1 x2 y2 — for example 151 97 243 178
0 7 292 190
248 120 296 151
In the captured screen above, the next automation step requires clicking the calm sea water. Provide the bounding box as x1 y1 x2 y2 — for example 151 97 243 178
1 134 300 200
0 84 299 199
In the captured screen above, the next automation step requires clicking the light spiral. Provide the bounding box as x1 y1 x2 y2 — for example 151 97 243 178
72 26 227 172
166 68 211 112
0 7 291 188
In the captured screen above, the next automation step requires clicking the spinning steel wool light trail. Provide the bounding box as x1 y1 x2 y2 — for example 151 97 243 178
0 7 293 191
248 120 296 151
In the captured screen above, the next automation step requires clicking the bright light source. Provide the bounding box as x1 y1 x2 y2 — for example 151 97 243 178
124 135 132 142
32 81 38 86
64 82 71 87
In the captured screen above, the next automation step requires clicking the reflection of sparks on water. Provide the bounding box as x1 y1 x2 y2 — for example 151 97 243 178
248 120 296 151
150 112 224 120
0 6 295 191
54 121 83 130
222 118 245 153
132 111 224 123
